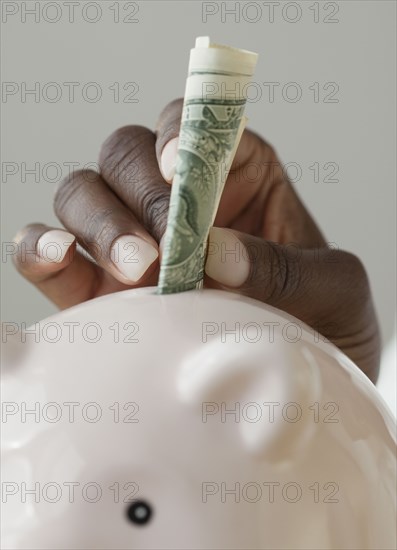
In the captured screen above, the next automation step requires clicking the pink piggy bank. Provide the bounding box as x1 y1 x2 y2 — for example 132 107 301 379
1 288 396 549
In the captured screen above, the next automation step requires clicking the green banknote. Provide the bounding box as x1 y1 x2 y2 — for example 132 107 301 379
157 37 258 294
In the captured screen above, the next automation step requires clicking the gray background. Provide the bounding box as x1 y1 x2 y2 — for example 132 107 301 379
1 1 396 404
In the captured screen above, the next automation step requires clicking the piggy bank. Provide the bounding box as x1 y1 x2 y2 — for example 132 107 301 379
1 288 396 549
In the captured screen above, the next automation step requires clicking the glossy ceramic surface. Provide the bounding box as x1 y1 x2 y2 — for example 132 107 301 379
1 288 396 549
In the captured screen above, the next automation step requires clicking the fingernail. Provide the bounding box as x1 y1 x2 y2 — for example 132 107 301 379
160 137 178 182
36 230 75 263
205 227 250 287
111 235 158 282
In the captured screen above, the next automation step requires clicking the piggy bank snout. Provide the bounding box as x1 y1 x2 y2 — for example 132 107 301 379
178 338 321 462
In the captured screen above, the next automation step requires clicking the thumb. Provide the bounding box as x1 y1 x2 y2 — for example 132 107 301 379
204 227 379 382
204 226 331 319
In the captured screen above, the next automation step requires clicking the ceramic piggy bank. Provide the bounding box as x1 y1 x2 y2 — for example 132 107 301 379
1 288 396 549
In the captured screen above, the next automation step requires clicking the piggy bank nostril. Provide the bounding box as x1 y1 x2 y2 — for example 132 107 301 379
125 500 153 526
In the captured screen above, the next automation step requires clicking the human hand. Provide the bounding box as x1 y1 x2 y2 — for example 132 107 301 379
13 99 380 382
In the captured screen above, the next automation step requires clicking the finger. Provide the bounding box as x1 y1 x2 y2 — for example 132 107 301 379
155 98 183 182
153 100 281 231
204 227 380 381
12 223 99 309
204 227 367 324
54 169 159 285
154 98 273 186
99 126 170 243
214 129 276 229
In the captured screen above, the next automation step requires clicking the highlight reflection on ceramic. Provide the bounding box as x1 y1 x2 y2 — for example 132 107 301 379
2 288 396 549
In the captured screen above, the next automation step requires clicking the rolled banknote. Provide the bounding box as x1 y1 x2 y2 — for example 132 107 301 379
157 37 258 294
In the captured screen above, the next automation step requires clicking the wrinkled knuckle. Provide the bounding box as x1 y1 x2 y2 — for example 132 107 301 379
99 125 152 182
99 125 149 165
84 207 116 258
54 169 92 219
86 207 113 239
264 243 302 303
279 246 301 299
140 188 170 240
101 125 145 152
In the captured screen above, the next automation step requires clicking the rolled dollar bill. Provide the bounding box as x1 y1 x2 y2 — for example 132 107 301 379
157 37 258 294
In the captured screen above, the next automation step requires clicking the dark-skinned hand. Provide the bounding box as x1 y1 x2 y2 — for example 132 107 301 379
13 99 381 383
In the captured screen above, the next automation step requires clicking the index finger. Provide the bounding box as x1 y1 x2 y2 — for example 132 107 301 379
154 98 274 183
99 125 170 243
